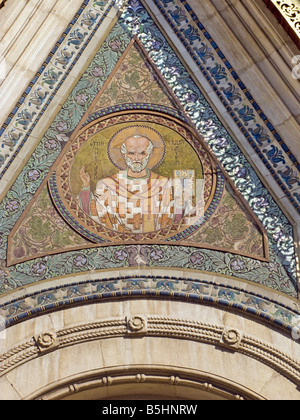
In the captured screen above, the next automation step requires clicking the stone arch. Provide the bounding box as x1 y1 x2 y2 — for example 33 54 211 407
1 273 299 400
33 366 265 401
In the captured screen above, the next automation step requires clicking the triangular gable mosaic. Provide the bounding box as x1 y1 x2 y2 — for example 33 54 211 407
0 0 298 300
7 40 268 265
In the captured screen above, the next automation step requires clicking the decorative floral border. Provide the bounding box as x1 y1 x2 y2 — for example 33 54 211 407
1 275 299 333
51 109 218 245
0 0 117 178
119 0 297 286
0 0 299 216
149 0 300 214
0 0 297 298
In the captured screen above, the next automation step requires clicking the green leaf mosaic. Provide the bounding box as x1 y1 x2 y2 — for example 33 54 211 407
0 0 297 300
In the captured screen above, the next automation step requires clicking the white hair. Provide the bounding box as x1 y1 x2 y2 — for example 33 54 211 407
120 135 154 173
121 135 154 156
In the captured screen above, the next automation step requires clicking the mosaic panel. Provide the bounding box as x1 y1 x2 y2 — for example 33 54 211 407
51 112 214 242
0 0 118 177
1 275 299 334
0 0 299 217
119 0 297 286
0 0 297 298
6 37 267 264
151 0 300 212
7 185 90 265
91 41 176 110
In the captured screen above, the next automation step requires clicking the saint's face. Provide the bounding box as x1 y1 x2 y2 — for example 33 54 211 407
123 136 152 173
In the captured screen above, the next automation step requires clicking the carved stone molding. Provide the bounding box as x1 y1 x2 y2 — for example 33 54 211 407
35 367 259 400
34 332 59 354
1 315 300 388
126 315 148 334
221 328 243 350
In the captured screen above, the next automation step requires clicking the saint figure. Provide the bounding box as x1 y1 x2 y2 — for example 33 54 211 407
78 127 194 234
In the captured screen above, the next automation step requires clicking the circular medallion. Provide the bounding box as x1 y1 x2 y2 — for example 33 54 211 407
50 110 220 244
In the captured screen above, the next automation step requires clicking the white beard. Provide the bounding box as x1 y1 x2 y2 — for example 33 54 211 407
125 155 150 173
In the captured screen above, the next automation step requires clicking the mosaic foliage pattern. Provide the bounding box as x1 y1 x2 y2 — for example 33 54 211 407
8 146 266 264
92 42 175 110
7 186 90 265
153 0 300 212
0 0 115 176
189 186 266 258
0 0 297 298
1 275 299 333
119 0 297 282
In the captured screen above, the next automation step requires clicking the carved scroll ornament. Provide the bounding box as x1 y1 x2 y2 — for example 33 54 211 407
265 0 300 40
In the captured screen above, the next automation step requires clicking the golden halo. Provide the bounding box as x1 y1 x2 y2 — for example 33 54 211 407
107 125 166 170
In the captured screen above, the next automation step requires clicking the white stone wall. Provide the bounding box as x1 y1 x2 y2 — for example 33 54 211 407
1 297 300 400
